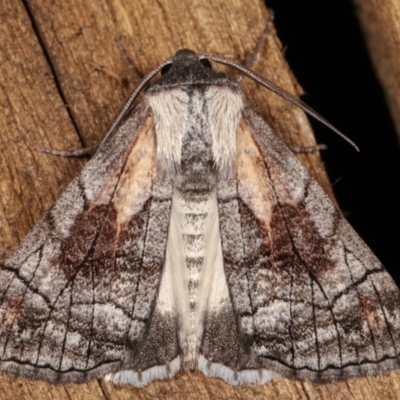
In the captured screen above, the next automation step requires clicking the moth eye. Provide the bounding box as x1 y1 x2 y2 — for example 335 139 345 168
161 63 173 76
200 59 212 69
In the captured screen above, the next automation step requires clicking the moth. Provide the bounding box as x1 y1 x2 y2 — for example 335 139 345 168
1 48 400 388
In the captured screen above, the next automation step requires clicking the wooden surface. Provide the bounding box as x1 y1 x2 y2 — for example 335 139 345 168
0 0 400 399
353 0 400 142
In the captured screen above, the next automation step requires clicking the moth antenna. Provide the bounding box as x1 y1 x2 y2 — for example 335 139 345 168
102 58 173 143
201 54 359 152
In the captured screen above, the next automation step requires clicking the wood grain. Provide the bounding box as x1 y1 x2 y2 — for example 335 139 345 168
0 0 399 399
353 0 400 142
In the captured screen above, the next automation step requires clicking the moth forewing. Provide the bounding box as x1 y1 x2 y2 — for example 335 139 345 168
0 49 399 388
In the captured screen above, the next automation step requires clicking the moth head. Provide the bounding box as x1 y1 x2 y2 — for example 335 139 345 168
148 49 234 91
160 49 212 77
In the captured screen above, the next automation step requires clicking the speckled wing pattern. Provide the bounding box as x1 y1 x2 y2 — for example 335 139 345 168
1 49 400 387
200 108 400 383
0 104 178 384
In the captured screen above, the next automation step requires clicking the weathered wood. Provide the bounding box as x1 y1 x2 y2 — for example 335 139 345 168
353 0 400 142
1 0 399 399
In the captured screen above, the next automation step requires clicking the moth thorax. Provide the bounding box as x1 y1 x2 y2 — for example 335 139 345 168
205 86 243 179
146 86 244 179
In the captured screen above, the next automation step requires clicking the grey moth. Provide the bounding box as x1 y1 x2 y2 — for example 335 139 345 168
1 49 399 387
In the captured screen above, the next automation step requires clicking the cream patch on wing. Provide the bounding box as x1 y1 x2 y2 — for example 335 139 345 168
80 114 153 212
236 119 277 228
111 117 156 227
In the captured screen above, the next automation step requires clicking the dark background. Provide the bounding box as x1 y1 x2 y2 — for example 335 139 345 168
266 1 400 285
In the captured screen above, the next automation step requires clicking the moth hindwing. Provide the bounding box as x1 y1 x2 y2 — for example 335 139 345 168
1 49 400 387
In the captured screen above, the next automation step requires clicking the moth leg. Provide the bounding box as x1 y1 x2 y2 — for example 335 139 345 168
39 143 98 157
236 10 275 83
289 143 328 153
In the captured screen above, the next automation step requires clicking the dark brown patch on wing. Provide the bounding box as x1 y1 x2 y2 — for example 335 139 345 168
57 204 110 279
269 202 336 278
56 197 154 282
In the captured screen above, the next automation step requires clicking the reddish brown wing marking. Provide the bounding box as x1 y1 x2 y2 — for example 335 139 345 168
217 110 400 381
0 108 173 383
